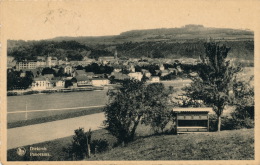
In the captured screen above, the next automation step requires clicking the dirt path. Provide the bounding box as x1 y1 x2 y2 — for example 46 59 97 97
7 113 105 150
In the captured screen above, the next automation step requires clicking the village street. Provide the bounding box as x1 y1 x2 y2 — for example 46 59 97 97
7 113 105 150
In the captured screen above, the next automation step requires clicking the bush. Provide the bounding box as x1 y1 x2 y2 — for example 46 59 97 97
209 114 235 131
209 113 254 131
41 90 56 93
7 92 18 96
24 91 40 95
64 128 92 160
232 118 254 129
231 77 254 129
90 139 109 154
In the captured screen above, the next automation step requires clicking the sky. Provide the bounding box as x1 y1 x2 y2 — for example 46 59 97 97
1 0 259 40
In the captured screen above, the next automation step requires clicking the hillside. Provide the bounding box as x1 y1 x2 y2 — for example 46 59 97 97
51 25 253 45
8 25 254 60
90 129 254 160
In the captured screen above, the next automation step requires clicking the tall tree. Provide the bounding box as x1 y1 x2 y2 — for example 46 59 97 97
184 42 241 131
104 79 146 144
104 79 173 144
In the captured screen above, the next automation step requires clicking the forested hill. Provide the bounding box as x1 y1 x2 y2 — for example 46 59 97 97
51 25 253 45
8 25 254 60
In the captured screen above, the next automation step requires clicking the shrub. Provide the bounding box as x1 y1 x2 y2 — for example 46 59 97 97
90 139 109 154
231 76 254 129
7 92 18 96
64 128 92 160
232 117 254 129
209 113 254 131
209 114 234 131
24 91 39 95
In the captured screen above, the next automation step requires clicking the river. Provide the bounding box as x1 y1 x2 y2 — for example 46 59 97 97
7 89 109 122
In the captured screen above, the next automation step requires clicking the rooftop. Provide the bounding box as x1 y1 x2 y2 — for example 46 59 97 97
75 70 86 75
172 107 212 112
34 76 46 81
75 75 89 81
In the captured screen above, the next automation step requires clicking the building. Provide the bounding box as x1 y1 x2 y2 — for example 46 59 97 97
128 72 143 81
141 69 151 78
176 66 183 73
159 64 165 71
173 108 211 134
150 76 160 83
55 79 65 88
64 65 73 75
58 60 66 65
160 70 169 77
127 65 136 73
155 70 161 76
69 61 80 66
37 56 46 61
16 61 37 70
73 70 87 77
31 77 53 90
43 74 54 80
75 75 91 87
168 68 178 75
36 60 46 67
113 65 123 72
83 56 95 64
46 57 58 67
85 72 95 78
91 78 110 86
99 56 115 64
111 72 130 81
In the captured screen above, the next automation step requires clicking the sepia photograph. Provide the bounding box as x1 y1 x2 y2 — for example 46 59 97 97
0 0 259 164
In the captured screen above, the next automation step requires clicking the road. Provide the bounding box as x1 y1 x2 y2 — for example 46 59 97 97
7 113 105 150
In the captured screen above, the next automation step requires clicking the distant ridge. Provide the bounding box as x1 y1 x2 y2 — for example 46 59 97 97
49 25 253 45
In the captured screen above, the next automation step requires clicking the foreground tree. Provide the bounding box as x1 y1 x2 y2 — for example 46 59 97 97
104 79 173 144
184 42 241 131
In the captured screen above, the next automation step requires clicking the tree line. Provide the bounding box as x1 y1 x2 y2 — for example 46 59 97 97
8 40 113 61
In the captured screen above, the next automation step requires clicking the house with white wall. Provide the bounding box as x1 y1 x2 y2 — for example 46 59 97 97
91 78 110 86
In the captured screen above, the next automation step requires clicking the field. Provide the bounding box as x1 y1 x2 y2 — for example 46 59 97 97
7 128 254 161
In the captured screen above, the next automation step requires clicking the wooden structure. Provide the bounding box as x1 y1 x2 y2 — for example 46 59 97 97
173 108 211 134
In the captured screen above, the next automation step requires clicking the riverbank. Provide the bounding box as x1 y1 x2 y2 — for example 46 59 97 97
7 86 106 96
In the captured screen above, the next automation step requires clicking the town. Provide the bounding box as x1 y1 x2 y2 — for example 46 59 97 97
7 50 203 94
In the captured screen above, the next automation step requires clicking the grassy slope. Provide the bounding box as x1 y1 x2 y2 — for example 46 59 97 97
8 128 254 161
90 129 254 160
7 129 117 161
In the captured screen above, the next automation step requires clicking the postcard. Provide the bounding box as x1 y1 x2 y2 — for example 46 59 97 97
0 0 259 164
